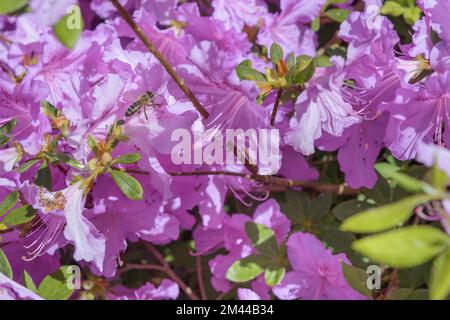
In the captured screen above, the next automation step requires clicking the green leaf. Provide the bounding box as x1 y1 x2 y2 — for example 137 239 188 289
308 193 332 221
311 17 320 32
45 152 84 170
352 226 449 268
35 160 52 191
2 205 36 227
0 249 13 279
341 194 432 233
245 222 278 257
403 7 421 25
324 9 350 23
430 247 450 300
327 0 348 4
289 55 315 84
110 170 144 200
427 162 449 191
41 100 58 119
23 271 38 292
316 55 332 67
388 288 414 300
381 1 405 17
341 263 372 298
375 163 433 195
17 159 40 174
0 191 19 217
0 0 28 14
226 255 269 283
264 264 285 287
37 266 75 300
398 263 430 289
113 153 141 164
332 200 374 222
270 43 284 66
236 60 266 82
363 175 392 205
287 52 296 69
87 135 99 156
280 190 310 225
53 8 84 49
405 289 429 300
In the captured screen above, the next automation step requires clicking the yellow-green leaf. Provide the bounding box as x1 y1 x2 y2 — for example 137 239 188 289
352 226 449 268
341 194 432 233
430 247 450 300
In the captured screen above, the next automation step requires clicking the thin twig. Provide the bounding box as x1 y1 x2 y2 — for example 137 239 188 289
196 256 208 300
270 89 283 126
110 0 209 119
122 167 357 196
171 170 356 196
144 242 200 300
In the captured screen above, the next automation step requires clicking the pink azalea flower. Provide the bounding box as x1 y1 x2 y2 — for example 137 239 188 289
28 0 77 27
273 232 367 300
0 146 20 175
0 273 43 300
418 0 450 45
21 181 106 270
211 0 267 31
109 279 179 300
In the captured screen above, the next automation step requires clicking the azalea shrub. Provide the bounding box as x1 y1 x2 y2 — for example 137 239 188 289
1 0 450 301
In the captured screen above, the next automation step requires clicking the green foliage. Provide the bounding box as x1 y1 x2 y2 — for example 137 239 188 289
264 264 286 287
0 0 28 15
235 60 266 82
53 8 84 49
381 0 422 25
235 43 317 103
341 194 433 233
341 263 372 298
0 191 19 218
23 271 38 292
270 43 284 66
430 248 450 300
35 160 52 190
110 170 144 200
324 9 350 23
245 222 278 257
226 255 270 283
0 249 13 279
37 266 75 300
352 226 449 268
1 205 37 227
113 153 141 165
227 222 285 286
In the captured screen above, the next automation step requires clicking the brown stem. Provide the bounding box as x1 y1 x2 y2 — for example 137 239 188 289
167 170 357 196
196 256 208 300
144 242 200 300
270 89 283 126
383 269 399 300
110 0 209 119
121 164 357 196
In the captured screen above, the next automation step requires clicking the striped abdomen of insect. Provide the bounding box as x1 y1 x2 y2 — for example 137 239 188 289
125 91 154 117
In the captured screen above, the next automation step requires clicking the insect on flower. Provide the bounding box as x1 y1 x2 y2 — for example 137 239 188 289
125 91 163 121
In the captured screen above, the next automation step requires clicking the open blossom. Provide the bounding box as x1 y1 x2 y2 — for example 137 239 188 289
22 181 106 270
273 232 367 300
207 199 290 293
0 146 20 175
385 72 450 160
1 0 450 302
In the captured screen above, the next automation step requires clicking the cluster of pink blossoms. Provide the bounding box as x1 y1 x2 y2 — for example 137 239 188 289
1 0 450 300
